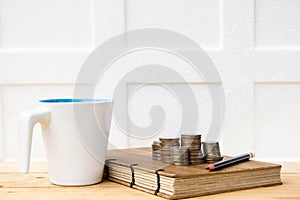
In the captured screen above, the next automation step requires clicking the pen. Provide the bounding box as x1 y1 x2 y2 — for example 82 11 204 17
206 152 255 171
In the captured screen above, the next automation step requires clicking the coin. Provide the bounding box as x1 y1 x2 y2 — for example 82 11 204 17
202 141 223 163
158 138 180 163
170 147 189 166
152 141 161 160
181 134 201 149
189 160 205 164
159 138 180 148
180 134 205 165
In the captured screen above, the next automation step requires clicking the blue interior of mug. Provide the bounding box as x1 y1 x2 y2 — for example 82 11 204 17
39 98 111 103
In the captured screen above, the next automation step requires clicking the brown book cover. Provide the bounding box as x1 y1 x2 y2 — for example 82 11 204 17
105 148 282 199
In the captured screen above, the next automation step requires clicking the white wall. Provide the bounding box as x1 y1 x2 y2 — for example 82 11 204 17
0 0 300 161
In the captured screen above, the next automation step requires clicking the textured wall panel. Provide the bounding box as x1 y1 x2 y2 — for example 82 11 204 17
126 0 222 49
254 83 300 161
127 83 221 148
0 86 3 161
255 0 300 48
0 0 93 49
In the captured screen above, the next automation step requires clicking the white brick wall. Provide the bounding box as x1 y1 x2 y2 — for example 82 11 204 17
0 0 300 161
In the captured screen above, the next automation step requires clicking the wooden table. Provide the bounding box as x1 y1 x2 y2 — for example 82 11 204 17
1 162 300 200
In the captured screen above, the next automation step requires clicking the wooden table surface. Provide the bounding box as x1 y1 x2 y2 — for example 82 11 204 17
0 162 300 200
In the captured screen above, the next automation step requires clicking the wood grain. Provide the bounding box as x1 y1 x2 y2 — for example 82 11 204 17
0 162 300 200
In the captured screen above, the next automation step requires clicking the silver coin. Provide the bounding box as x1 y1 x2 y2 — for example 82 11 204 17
190 160 205 164
181 134 201 138
203 142 221 158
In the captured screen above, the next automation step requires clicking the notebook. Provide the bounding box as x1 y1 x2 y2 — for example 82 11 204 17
104 147 282 199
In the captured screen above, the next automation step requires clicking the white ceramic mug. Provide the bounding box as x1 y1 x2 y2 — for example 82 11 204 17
19 98 112 186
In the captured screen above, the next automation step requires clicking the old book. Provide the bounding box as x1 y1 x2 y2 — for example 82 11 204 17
105 147 282 199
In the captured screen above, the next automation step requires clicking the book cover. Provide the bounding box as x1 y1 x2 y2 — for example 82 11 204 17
105 148 282 199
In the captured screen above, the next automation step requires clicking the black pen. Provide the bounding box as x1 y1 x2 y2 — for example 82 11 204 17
206 152 255 171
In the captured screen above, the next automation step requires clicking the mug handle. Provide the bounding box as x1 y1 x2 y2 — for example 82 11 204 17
19 108 50 173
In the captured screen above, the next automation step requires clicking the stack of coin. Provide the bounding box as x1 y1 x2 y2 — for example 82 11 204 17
170 147 189 166
181 134 201 148
202 141 223 163
159 138 180 163
152 141 161 160
181 134 204 164
188 148 205 164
